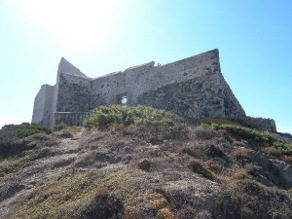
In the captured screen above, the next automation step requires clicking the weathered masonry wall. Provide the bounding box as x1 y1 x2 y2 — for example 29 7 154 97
56 73 95 112
237 116 277 133
89 61 155 107
31 84 55 124
72 49 245 119
135 50 245 119
32 49 276 132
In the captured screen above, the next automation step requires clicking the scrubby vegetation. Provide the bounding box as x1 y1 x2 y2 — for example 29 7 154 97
84 105 187 142
211 123 273 144
0 123 52 157
1 109 292 218
273 141 292 155
211 123 292 155
0 123 51 140
84 105 183 131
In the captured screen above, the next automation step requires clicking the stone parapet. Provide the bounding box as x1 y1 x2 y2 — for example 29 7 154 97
236 116 277 132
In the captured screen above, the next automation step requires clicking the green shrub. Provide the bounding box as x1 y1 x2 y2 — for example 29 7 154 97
188 159 214 180
84 105 124 128
84 105 188 141
211 123 273 144
0 123 51 141
211 123 292 156
193 125 217 139
273 142 292 155
84 105 181 131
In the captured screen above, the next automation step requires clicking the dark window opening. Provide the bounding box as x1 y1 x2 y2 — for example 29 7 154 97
116 92 128 107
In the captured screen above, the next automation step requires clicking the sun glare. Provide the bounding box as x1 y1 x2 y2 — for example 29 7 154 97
16 0 119 49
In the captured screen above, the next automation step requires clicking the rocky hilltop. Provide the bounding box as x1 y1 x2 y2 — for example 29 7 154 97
1 106 291 218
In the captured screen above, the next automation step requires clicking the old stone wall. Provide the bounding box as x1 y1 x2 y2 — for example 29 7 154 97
136 51 245 119
32 84 55 124
134 50 245 119
90 61 155 107
88 49 245 120
56 73 96 112
137 77 225 119
237 116 277 132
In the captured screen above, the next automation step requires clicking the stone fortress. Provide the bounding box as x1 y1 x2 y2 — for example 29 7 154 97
32 49 276 132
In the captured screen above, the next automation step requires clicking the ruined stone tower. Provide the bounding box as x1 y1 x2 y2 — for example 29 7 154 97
31 49 276 131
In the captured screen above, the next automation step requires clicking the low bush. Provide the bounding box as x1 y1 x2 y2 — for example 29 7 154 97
75 187 124 219
273 142 292 155
192 125 217 140
181 147 197 157
84 105 180 129
0 133 58 157
211 123 292 156
237 179 292 218
211 123 273 144
0 123 52 157
0 123 51 141
188 159 214 180
84 105 187 141
138 159 151 171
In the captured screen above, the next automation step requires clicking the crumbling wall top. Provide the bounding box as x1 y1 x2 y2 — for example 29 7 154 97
58 57 87 77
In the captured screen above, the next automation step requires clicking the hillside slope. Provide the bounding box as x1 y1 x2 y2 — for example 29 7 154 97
0 106 291 219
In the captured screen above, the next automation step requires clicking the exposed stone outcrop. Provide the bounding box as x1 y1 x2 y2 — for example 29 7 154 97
250 150 292 189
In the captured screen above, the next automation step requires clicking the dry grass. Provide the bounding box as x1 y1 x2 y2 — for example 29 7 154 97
199 118 242 126
283 156 292 164
206 160 223 175
1 114 292 218
192 125 217 140
188 159 214 180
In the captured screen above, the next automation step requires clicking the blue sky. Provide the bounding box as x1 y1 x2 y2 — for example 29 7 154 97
0 0 291 133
